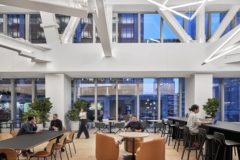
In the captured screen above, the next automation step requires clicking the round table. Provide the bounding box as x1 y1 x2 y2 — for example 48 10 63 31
119 132 149 160
147 120 163 133
103 120 117 133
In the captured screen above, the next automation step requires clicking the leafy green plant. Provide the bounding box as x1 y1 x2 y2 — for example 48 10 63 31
203 98 220 119
185 113 189 118
21 98 53 125
66 98 87 121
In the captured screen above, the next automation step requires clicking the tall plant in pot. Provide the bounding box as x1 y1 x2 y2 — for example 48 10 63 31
203 98 220 120
21 98 53 130
66 98 87 131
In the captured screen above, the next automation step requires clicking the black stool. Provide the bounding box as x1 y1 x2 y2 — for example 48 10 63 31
165 120 176 146
214 132 240 160
181 126 199 160
161 119 168 137
197 128 215 160
174 122 184 152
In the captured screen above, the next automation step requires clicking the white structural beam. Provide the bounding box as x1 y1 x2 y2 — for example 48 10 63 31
205 24 240 61
93 0 112 56
40 12 61 44
0 34 51 63
61 17 81 43
208 5 240 43
0 0 88 18
196 6 205 43
224 52 240 64
157 9 192 43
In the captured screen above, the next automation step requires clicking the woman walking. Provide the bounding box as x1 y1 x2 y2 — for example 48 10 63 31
76 108 90 139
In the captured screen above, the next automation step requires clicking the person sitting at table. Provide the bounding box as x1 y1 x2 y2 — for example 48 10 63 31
17 115 41 157
117 114 144 154
187 104 211 148
49 113 62 131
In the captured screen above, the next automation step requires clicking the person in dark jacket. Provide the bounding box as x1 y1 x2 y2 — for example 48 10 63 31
17 115 41 157
117 114 144 154
49 113 63 131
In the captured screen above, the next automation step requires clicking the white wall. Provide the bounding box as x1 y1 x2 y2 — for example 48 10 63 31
185 74 213 119
45 74 71 129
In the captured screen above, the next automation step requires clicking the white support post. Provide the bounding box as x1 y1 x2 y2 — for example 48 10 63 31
137 79 140 120
158 9 192 43
208 5 240 43
3 14 7 35
32 79 35 102
73 79 76 102
40 12 60 44
179 78 182 117
94 79 98 121
158 78 161 120
25 14 30 41
196 7 206 43
10 79 15 120
116 79 118 121
220 78 225 121
138 13 141 43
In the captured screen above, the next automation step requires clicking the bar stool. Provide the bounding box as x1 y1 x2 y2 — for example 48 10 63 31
214 132 240 160
181 126 199 160
174 122 184 152
197 128 215 160
166 120 176 145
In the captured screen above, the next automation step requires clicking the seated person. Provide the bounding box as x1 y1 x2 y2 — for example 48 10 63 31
17 115 41 157
117 114 144 152
187 104 211 147
49 113 62 131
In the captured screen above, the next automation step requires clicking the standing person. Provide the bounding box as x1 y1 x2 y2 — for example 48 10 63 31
98 108 103 122
76 108 89 139
17 115 41 157
187 104 211 147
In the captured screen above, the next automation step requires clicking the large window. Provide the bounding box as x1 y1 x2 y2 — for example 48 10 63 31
15 79 32 119
0 14 3 33
97 78 116 119
118 78 137 118
161 78 179 118
0 79 11 119
76 78 95 120
237 12 240 26
35 79 45 100
224 78 240 122
118 13 138 43
112 15 117 42
139 78 158 121
74 14 93 43
164 15 183 43
213 78 221 120
141 14 160 43
7 14 25 39
29 14 46 43
55 14 70 34
211 13 232 37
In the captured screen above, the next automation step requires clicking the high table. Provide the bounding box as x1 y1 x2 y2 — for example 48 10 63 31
168 116 240 160
147 120 162 133
106 120 117 133
0 130 69 159
119 132 149 160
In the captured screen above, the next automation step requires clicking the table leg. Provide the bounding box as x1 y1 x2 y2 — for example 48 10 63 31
154 122 156 133
132 138 135 160
109 122 112 133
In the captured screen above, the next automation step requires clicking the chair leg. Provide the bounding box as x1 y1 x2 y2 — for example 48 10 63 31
236 146 240 160
214 145 220 160
174 129 179 149
223 146 226 160
187 136 192 160
72 142 77 153
234 146 236 156
94 129 100 134
181 135 188 159
177 131 182 152
59 150 62 160
65 146 70 160
68 143 72 157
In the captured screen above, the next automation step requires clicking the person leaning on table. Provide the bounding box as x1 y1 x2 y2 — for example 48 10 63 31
17 115 41 157
117 114 144 154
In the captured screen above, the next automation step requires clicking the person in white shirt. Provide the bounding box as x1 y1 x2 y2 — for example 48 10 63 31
76 108 89 139
187 104 211 147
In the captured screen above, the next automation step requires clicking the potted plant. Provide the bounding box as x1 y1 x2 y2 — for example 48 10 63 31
203 98 220 120
66 98 87 131
21 98 53 130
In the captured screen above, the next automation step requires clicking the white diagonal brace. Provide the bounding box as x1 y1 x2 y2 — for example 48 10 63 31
61 17 81 43
224 52 240 64
93 0 112 56
40 12 60 44
0 34 50 63
208 5 240 43
0 0 88 18
157 9 192 43
196 7 206 43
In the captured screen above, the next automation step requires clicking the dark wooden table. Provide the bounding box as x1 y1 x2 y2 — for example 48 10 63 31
168 116 240 160
0 130 69 159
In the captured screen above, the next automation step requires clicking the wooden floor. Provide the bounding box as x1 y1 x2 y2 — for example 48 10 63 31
13 129 238 160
